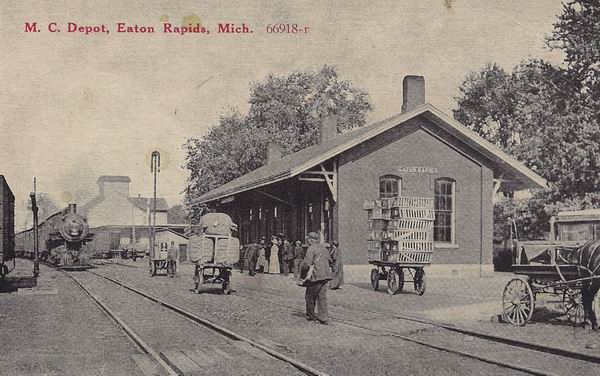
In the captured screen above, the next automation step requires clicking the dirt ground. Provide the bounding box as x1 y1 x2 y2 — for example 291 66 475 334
94 259 561 375
0 261 144 376
4 258 600 375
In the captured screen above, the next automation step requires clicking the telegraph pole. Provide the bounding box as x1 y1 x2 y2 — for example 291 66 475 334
150 151 160 260
30 178 39 277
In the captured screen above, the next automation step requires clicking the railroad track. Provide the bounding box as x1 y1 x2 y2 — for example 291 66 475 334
64 269 329 376
236 286 598 376
92 262 600 375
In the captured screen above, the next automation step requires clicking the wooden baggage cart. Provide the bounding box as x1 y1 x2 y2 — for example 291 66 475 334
365 196 434 295
189 233 239 294
148 246 170 276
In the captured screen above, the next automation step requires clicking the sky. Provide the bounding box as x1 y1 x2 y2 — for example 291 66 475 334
0 0 566 229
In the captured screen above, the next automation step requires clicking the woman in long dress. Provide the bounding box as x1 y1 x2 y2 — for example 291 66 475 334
329 241 344 289
269 236 280 274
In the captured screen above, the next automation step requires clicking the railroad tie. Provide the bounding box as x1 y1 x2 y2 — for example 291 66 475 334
160 350 203 376
130 354 162 376
182 348 217 367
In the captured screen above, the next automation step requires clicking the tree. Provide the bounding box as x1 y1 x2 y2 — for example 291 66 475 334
184 65 373 216
453 63 515 149
456 60 600 198
167 204 189 224
454 1 600 238
547 0 600 98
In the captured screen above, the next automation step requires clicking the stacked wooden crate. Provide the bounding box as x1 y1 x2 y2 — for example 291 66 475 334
365 196 435 264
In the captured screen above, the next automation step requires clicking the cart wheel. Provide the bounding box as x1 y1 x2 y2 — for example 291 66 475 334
194 268 204 294
222 270 233 295
414 269 426 296
563 289 585 325
0 264 8 279
370 268 380 291
149 261 156 276
387 267 404 295
502 277 534 326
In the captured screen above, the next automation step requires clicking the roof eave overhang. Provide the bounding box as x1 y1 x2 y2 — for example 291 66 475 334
191 171 293 205
422 107 547 191
191 103 546 205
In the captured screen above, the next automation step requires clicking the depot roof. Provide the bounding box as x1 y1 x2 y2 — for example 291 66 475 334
192 103 547 205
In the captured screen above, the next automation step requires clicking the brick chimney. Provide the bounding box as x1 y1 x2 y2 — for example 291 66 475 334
267 142 282 164
401 75 425 113
319 114 338 144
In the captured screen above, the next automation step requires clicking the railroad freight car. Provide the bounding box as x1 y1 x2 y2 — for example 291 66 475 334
0 176 15 278
15 203 93 269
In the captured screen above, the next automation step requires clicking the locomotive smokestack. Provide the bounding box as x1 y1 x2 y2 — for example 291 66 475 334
68 203 77 214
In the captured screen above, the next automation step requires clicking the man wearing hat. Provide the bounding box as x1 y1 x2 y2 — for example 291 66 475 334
245 240 258 276
293 240 305 279
301 232 332 325
282 238 294 276
256 237 268 273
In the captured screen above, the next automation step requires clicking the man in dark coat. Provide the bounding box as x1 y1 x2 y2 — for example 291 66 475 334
301 232 333 324
282 239 294 276
293 240 305 279
245 241 258 276
239 244 246 273
167 242 178 278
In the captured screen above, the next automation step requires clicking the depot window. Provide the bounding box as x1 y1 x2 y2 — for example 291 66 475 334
434 178 455 245
379 175 401 198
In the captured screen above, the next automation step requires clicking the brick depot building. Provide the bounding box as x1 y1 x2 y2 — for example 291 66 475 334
193 76 546 265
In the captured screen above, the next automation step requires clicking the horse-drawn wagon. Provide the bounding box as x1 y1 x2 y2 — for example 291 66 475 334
189 213 239 295
365 196 434 295
501 210 600 326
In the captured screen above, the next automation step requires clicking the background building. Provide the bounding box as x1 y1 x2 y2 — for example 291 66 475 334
78 175 188 255
81 176 168 228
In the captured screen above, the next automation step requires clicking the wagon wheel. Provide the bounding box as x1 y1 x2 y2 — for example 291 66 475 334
148 261 156 276
370 268 380 291
387 267 404 295
414 269 426 296
501 277 535 326
0 264 8 279
222 270 233 295
563 289 585 325
194 267 204 294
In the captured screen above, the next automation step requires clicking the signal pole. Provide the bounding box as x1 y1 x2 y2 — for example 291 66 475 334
150 151 160 260
30 178 39 277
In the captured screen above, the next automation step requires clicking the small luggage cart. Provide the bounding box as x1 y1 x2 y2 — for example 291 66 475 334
189 232 239 295
148 245 170 276
193 262 233 294
365 196 434 295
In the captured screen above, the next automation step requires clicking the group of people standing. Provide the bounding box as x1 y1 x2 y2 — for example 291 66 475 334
239 235 343 287
239 232 344 325
241 235 306 277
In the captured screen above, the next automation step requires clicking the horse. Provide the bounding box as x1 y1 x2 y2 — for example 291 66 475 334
560 240 600 329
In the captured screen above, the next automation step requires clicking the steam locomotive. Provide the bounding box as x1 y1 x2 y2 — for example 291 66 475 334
16 204 94 270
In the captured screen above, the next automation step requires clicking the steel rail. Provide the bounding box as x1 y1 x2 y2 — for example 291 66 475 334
88 270 329 376
235 289 577 376
64 271 179 376
242 284 600 365
103 260 600 366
